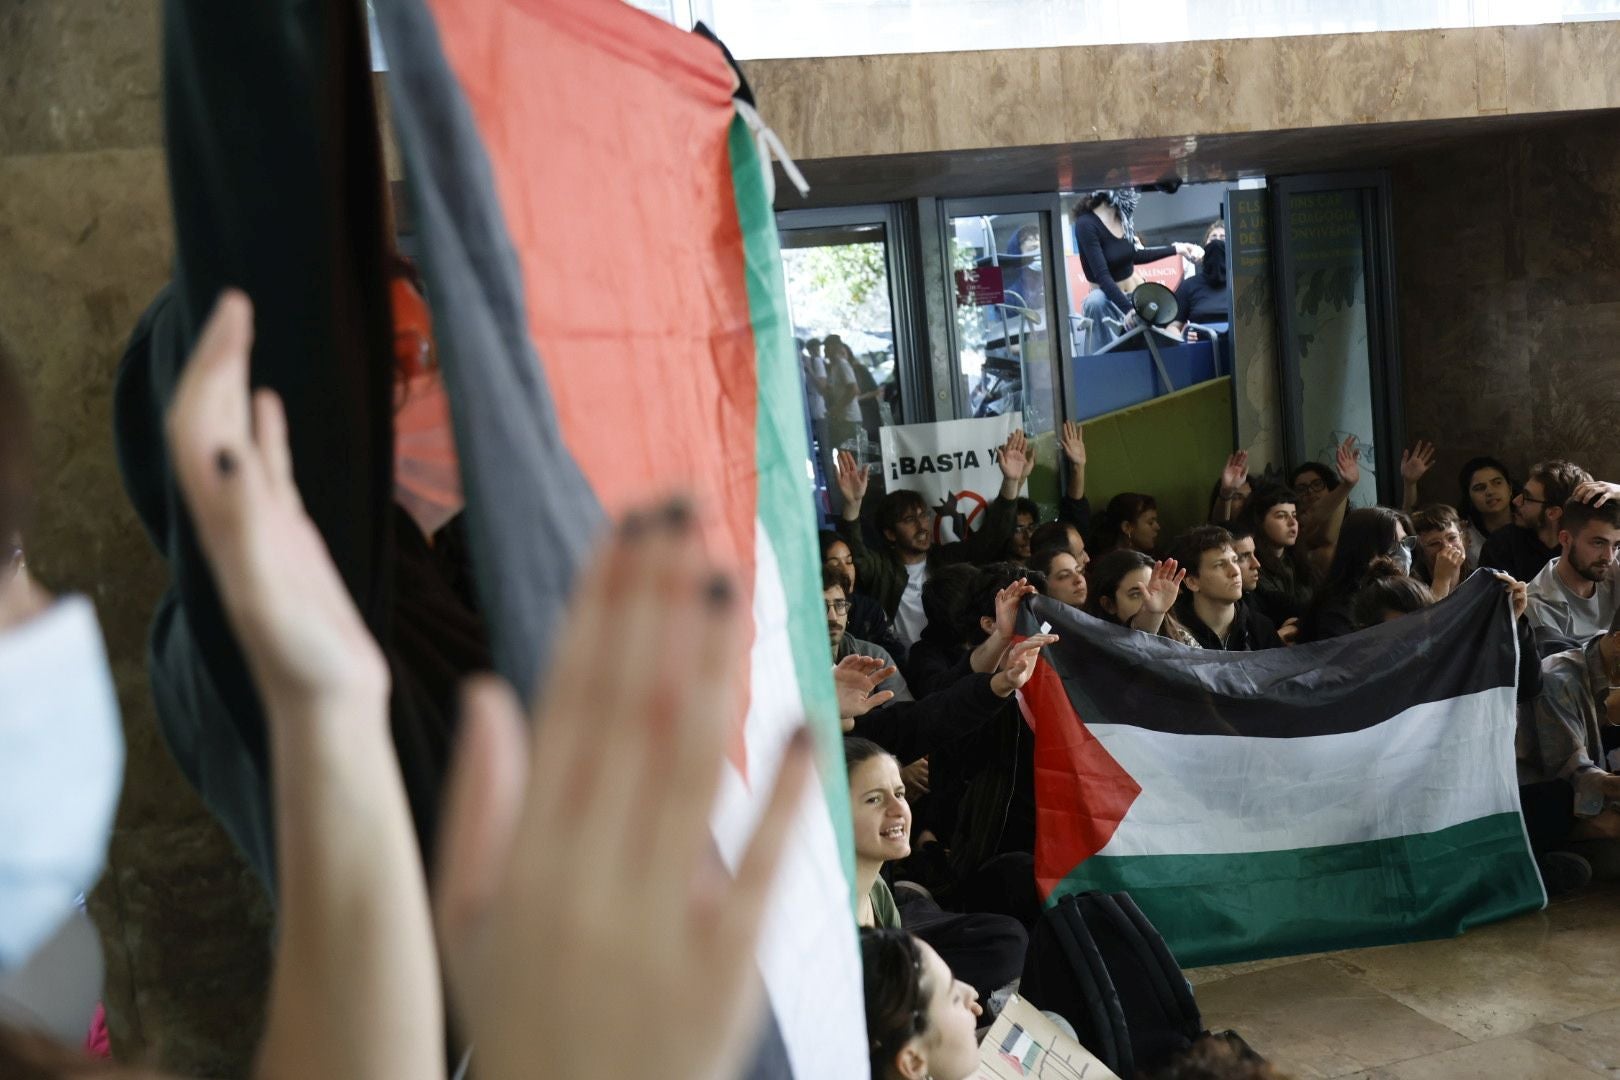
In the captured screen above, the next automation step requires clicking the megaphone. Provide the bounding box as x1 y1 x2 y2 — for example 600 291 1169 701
1132 281 1180 328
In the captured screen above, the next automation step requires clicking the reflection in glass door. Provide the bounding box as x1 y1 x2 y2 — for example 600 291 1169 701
944 204 1062 441
778 211 908 519
937 197 1071 516
1270 174 1403 507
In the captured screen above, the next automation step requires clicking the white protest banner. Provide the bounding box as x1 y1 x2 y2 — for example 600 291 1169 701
879 414 1023 544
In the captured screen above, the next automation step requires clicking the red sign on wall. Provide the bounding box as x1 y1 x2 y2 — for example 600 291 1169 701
955 265 1006 307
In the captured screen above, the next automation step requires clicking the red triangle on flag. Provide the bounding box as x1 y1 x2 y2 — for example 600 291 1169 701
1016 651 1141 900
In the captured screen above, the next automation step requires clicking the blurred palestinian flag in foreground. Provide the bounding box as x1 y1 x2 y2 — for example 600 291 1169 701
373 0 864 1073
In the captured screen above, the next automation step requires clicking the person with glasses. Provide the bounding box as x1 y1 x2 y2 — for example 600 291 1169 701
1480 459 1591 583
1004 497 1042 563
820 531 907 665
834 433 1030 650
826 568 912 704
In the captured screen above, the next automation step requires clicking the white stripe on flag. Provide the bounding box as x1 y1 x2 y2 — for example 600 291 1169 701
711 522 867 1079
1091 686 1520 858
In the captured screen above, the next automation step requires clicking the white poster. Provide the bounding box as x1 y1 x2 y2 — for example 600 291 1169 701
879 414 1023 543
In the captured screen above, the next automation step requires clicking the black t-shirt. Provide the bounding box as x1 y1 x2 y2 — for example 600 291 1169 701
1073 212 1176 312
1478 524 1558 583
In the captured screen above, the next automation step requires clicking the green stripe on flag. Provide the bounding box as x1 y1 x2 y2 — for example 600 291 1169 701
726 116 855 891
1050 812 1544 968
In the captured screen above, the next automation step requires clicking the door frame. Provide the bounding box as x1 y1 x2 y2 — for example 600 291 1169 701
1268 172 1404 505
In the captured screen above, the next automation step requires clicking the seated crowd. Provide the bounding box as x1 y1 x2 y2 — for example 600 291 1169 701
4 301 1616 1080
824 422 1620 1076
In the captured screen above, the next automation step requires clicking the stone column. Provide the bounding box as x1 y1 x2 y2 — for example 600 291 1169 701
0 1 272 1074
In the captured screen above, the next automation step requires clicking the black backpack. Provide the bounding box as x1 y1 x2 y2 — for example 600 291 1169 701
1019 890 1207 1077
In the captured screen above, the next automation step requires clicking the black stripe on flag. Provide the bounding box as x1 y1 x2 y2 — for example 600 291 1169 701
1023 571 1517 739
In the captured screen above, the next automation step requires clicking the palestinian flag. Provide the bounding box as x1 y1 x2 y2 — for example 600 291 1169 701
372 0 864 1074
1019 572 1544 968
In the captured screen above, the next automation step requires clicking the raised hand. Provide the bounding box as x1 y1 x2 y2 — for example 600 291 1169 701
1400 440 1436 485
990 634 1057 697
1220 451 1249 494
1141 559 1186 615
833 654 897 719
835 448 869 507
1572 480 1620 509
1060 420 1087 468
167 290 388 715
994 577 1038 640
998 428 1030 484
900 757 930 799
435 501 816 1080
1427 545 1465 599
1335 435 1362 489
1491 571 1529 620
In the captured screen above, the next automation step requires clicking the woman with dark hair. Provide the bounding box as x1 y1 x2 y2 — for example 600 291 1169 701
1351 558 1437 629
1072 190 1200 353
1086 549 1195 645
1304 506 1414 641
1093 492 1160 558
846 738 1027 1004
1289 460 1340 518
861 928 983 1080
820 530 907 663
1234 482 1315 624
1456 456 1517 564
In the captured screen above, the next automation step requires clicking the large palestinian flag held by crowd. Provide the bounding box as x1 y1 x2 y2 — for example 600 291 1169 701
1019 572 1544 968
372 0 865 1075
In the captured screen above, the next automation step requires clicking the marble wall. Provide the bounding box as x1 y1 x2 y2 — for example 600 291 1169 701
0 0 272 1074
748 22 1620 166
1393 113 1620 506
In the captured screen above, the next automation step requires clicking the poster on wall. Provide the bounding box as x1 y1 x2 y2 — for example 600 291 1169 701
879 414 1024 543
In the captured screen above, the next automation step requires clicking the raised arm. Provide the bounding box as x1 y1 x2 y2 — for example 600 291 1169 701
1400 440 1436 514
949 428 1027 564
1212 451 1248 524
1129 559 1186 636
168 294 441 1080
1301 436 1361 547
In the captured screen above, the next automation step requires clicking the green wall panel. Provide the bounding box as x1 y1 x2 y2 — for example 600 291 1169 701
1081 377 1234 545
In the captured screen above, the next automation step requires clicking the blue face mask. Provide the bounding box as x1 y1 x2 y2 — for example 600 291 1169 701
0 596 123 973
1391 537 1417 576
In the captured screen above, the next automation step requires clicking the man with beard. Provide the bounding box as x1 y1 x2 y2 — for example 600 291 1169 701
1481 459 1590 582
834 432 1028 649
1527 497 1620 658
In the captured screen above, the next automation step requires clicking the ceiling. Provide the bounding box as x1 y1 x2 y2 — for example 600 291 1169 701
773 109 1616 209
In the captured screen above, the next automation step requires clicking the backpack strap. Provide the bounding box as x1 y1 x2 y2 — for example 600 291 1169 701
1114 892 1204 1041
1046 896 1121 1073
1051 896 1134 1078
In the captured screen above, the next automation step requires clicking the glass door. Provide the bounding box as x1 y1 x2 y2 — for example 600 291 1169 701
1269 174 1403 507
777 205 920 520
940 196 1070 511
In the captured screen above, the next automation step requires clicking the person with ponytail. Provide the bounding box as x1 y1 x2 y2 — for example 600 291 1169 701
860 928 983 1080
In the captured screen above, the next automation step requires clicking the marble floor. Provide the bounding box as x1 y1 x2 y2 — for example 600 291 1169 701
1186 884 1620 1078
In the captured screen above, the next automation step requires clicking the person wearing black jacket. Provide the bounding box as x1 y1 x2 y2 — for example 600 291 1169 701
1169 526 1284 651
821 530 908 665
112 0 489 891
